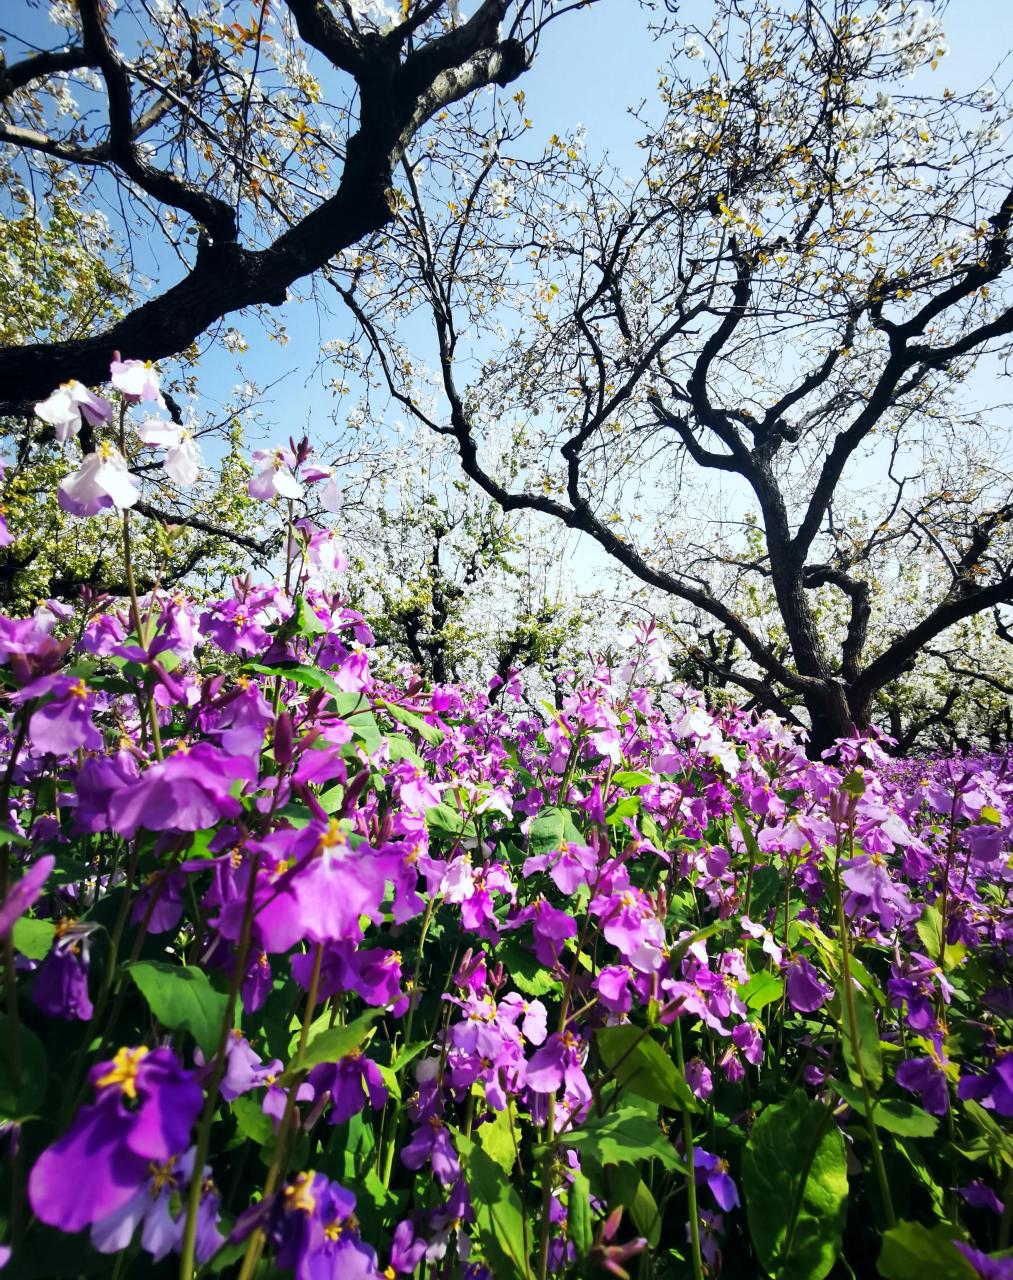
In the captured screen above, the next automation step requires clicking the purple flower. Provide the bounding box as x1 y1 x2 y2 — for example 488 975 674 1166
525 1031 591 1111
784 955 830 1014
960 1181 1004 1216
109 743 256 837
694 1148 740 1211
29 1046 203 1232
840 853 915 931
58 444 139 516
309 1051 388 1125
89 1147 222 1264
233 1171 380 1280
32 921 93 1021
593 965 632 1016
954 1243 1013 1280
401 1116 461 1186
17 674 103 756
686 1056 714 1100
958 1054 1013 1116
896 1040 950 1115
0 855 54 939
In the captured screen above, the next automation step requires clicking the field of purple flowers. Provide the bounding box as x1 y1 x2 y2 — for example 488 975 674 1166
0 364 1011 1280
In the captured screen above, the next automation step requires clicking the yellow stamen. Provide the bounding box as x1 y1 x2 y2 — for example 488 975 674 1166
96 1046 150 1099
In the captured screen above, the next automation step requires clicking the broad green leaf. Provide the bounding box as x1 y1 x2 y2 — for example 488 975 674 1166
378 698 444 745
832 1080 938 1137
292 594 327 636
742 1090 848 1280
496 942 561 998
243 661 342 696
456 1131 532 1280
739 969 784 1012
232 1094 274 1147
392 1040 431 1073
426 802 477 841
553 1107 685 1171
597 1025 697 1111
611 770 653 787
126 961 228 1057
605 795 641 822
0 1015 47 1119
293 1010 383 1073
568 1170 593 1256
840 983 883 1091
877 1221 977 1280
13 917 55 960
915 905 965 971
475 1099 520 1172
386 733 424 767
528 806 583 853
610 1162 662 1247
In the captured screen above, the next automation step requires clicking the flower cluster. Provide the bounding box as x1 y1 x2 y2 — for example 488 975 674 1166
0 372 1010 1280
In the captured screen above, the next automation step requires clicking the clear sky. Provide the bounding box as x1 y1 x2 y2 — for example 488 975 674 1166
186 0 1013 432
9 0 1013 592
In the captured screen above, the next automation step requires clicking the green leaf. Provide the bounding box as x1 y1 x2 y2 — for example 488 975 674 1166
734 802 763 863
496 942 561 998
292 594 327 636
243 661 342 696
739 969 784 1012
742 1090 848 1280
915 905 964 971
0 1015 47 1120
528 806 583 853
293 1010 382 1072
386 733 424 767
232 1094 274 1147
832 1080 938 1137
392 1040 431 1073
126 961 228 1057
379 698 443 745
611 770 653 787
605 795 641 822
610 1162 662 1247
840 983 883 1091
455 1132 533 1279
980 805 1002 826
597 1025 697 1111
13 917 55 960
425 802 477 842
568 1170 593 1256
877 1221 977 1280
553 1107 685 1171
475 1099 520 1172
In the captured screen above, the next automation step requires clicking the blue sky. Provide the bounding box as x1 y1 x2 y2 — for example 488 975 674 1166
183 0 1013 439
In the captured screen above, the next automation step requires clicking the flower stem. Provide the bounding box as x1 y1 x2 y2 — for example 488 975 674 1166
178 852 262 1280
235 942 323 1280
833 857 896 1230
673 1017 704 1280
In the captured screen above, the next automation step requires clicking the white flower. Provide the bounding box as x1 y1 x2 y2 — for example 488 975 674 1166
110 358 162 404
136 418 203 487
248 448 304 501
58 442 139 516
318 474 343 514
35 381 112 444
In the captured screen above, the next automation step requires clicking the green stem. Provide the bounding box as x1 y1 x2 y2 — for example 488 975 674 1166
673 1018 704 1280
178 852 262 1280
535 1095 557 1280
236 943 323 1280
834 858 896 1230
